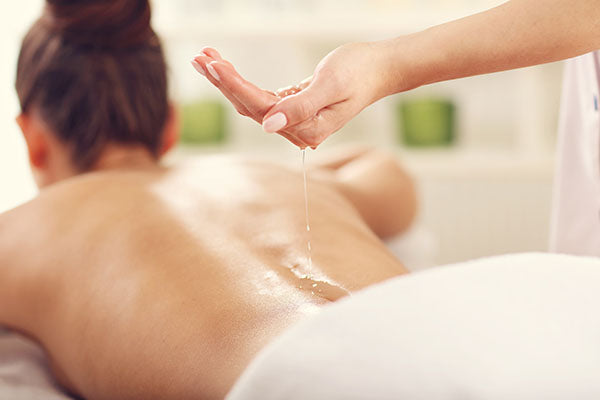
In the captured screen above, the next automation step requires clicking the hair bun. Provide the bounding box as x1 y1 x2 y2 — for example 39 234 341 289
43 0 156 49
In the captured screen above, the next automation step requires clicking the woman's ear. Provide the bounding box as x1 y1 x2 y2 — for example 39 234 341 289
16 113 49 169
160 104 180 156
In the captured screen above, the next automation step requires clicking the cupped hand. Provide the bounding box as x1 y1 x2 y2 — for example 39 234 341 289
192 43 387 148
191 48 309 148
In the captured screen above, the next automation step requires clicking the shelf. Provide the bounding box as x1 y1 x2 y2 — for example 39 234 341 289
167 144 556 181
155 11 470 41
397 148 555 180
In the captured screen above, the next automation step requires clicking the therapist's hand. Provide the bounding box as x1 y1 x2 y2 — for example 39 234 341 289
259 42 392 147
192 43 391 148
192 47 309 147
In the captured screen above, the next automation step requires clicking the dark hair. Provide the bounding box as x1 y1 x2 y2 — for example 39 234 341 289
15 0 169 170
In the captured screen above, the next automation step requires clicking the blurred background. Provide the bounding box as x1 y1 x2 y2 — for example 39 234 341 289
0 0 563 267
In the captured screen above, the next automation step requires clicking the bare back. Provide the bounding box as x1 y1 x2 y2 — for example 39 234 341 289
0 156 406 399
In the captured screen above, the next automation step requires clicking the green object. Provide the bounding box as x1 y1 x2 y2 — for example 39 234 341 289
398 98 455 147
180 100 227 145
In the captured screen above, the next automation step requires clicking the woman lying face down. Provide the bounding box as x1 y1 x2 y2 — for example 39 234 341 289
0 0 417 398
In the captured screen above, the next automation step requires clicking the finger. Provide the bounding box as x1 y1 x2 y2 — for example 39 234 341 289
287 102 354 147
192 54 236 78
262 79 340 134
193 53 279 119
191 58 207 77
192 57 253 117
201 47 223 61
277 131 309 148
198 50 235 71
298 75 313 87
209 61 278 121
275 77 312 98
192 55 278 123
192 53 236 77
204 62 310 147
204 63 312 149
275 84 298 97
201 61 308 147
192 54 218 73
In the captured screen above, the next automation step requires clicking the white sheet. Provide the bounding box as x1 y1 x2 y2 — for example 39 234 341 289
0 328 72 400
227 253 600 400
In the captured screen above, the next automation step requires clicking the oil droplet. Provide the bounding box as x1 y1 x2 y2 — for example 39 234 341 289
282 264 351 302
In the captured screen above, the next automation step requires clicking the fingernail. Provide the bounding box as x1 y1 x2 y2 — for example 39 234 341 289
191 60 206 76
263 113 288 133
206 63 220 81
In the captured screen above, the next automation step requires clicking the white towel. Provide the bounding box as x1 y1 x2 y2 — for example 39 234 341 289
0 328 72 400
227 253 600 400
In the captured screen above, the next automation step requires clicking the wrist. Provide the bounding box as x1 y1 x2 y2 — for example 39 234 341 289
365 39 402 101
373 31 442 97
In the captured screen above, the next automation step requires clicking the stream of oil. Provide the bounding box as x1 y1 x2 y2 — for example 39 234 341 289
301 148 313 276
293 149 351 301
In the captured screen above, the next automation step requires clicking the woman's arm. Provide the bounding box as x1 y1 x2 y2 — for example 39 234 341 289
0 211 30 331
383 0 600 95
0 206 60 337
313 147 417 240
193 0 600 147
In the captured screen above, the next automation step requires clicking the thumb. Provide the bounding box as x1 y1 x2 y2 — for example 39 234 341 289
262 82 334 133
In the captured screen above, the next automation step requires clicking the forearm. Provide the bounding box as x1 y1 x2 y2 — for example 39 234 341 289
0 215 14 325
328 150 417 239
310 146 371 170
0 269 21 330
378 0 600 95
0 223 23 330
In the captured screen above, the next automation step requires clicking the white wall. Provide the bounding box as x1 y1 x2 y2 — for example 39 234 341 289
0 1 42 212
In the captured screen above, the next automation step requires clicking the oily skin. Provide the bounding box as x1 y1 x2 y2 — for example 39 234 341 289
0 149 412 400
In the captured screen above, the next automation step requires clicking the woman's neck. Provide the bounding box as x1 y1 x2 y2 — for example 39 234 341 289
91 145 159 172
